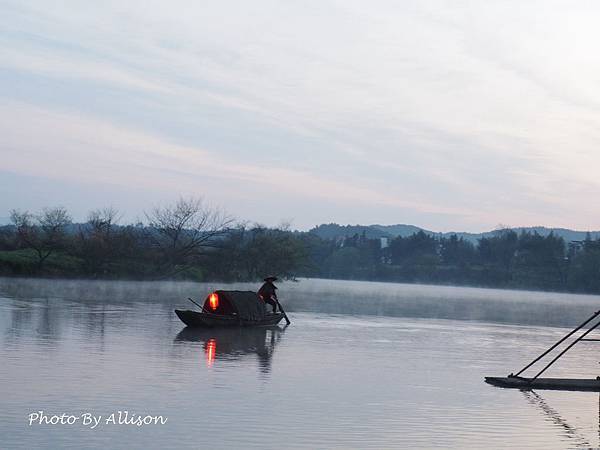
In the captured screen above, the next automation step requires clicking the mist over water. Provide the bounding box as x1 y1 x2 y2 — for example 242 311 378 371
3 277 600 449
3 277 599 327
286 279 600 327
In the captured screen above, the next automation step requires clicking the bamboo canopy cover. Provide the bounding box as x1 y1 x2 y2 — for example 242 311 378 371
203 290 267 321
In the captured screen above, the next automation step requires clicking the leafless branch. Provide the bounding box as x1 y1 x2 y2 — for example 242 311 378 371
144 196 234 275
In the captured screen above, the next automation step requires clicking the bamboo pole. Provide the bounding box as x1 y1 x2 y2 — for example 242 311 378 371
513 310 600 377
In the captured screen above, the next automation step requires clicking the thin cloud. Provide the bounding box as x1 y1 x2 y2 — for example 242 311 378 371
0 102 476 217
2 0 600 230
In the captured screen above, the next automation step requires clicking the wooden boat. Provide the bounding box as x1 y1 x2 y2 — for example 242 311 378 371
175 309 285 328
485 376 600 392
175 290 287 328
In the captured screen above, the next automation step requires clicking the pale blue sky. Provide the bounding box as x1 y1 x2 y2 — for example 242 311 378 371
2 0 600 231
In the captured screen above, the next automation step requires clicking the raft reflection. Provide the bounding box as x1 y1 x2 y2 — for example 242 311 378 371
522 390 599 448
175 326 286 373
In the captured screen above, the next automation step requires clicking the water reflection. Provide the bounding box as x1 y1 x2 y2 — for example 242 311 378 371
174 326 287 373
523 390 597 448
5 304 33 342
3 298 63 349
9 278 600 448
205 338 217 367
1 295 115 350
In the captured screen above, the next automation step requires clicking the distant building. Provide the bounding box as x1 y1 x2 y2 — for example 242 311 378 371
568 240 584 256
380 237 389 249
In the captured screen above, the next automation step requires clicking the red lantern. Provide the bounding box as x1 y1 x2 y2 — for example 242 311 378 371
208 292 219 310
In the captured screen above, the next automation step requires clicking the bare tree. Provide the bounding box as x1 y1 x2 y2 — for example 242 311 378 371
145 197 233 276
87 207 121 237
10 207 72 270
77 207 122 275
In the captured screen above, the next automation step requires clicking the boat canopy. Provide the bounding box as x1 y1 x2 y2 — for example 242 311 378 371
203 290 266 321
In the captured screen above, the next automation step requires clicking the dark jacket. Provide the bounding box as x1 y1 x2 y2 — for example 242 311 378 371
258 281 277 300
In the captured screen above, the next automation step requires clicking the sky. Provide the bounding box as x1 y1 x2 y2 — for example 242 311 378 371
2 0 600 232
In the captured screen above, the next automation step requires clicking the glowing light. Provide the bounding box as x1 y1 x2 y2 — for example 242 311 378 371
209 292 219 310
205 339 216 367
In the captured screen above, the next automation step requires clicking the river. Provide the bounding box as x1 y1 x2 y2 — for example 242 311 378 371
2 278 600 449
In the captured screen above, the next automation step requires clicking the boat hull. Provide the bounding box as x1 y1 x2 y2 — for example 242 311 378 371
485 376 600 392
175 309 285 328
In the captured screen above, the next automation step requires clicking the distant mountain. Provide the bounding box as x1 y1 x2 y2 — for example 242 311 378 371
309 223 600 244
371 224 425 238
307 223 394 240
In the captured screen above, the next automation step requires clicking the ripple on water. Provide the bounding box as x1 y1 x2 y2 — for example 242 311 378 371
2 279 600 449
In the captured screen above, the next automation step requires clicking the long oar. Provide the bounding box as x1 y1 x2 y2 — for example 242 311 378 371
188 297 210 313
275 298 291 325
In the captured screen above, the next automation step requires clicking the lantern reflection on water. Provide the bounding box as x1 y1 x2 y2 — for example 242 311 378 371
205 339 216 367
175 326 286 372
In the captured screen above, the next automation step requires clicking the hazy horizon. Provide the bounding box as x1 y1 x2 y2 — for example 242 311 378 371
2 208 600 235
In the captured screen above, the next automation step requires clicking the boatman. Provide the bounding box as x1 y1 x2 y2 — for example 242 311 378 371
258 276 279 313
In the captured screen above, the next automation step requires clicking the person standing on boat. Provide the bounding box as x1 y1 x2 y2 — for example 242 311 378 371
258 276 279 313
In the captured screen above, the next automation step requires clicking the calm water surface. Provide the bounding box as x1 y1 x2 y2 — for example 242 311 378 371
2 278 600 449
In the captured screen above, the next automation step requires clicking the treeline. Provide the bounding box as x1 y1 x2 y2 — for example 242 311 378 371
2 200 600 294
0 199 310 281
307 229 600 293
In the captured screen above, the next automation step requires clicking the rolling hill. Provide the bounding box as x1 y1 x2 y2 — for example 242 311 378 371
309 223 600 244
